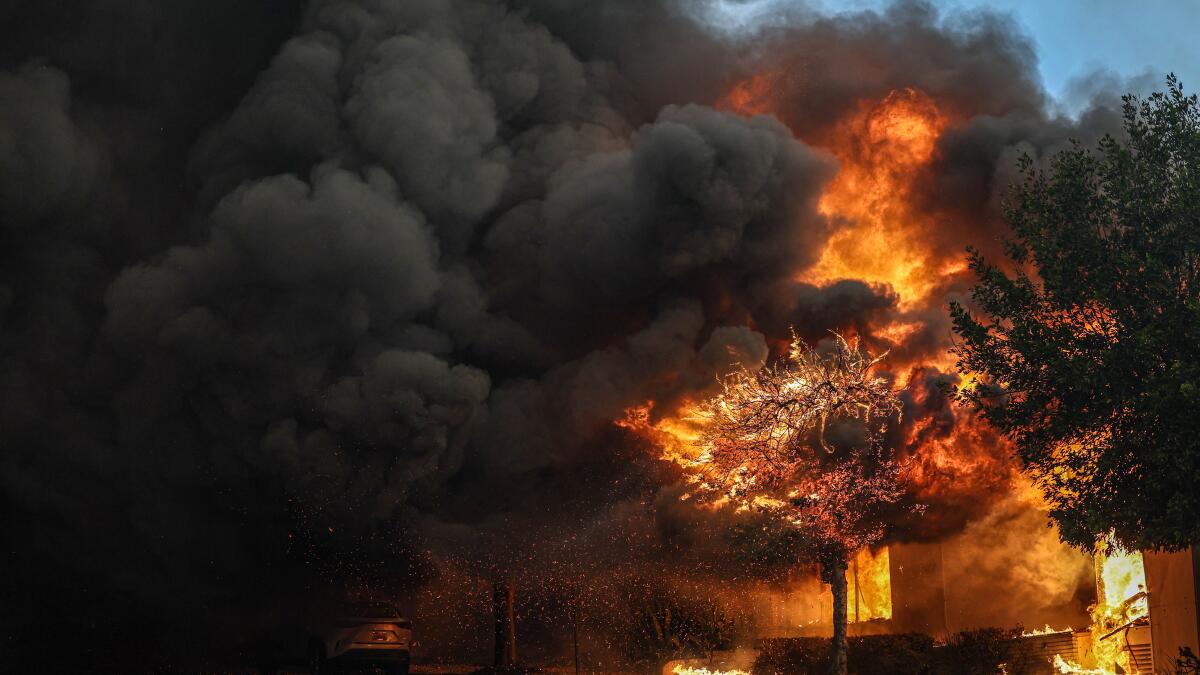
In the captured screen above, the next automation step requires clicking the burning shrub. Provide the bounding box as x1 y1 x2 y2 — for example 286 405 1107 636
753 634 934 675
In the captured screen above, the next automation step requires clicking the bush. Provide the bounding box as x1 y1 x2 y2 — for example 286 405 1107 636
1174 646 1200 674
931 627 1028 675
753 628 1044 675
753 637 827 674
753 634 935 675
624 590 737 666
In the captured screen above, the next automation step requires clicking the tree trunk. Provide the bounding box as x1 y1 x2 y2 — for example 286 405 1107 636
493 577 517 668
826 557 849 675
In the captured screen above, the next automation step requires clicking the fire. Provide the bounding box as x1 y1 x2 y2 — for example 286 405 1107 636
623 76 1086 660
845 546 891 622
1096 539 1147 623
802 88 948 307
874 320 921 346
672 667 749 675
1053 654 1110 675
618 400 896 627
1022 625 1074 637
898 382 1017 514
1054 536 1149 674
720 75 955 308
1091 538 1148 673
616 400 706 467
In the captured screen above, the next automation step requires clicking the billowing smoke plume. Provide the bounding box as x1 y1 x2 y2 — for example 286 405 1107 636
1 0 1131 668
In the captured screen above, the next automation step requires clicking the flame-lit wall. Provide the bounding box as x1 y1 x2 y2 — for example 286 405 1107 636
748 533 1094 641
1146 547 1200 671
889 542 948 637
749 544 935 637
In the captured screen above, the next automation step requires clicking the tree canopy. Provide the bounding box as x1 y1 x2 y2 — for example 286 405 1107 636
691 333 905 565
951 76 1200 551
686 333 905 675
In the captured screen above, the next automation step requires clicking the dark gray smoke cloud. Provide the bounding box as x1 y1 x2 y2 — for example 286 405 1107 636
1 0 1136 669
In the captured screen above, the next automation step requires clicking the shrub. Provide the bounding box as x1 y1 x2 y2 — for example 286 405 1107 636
753 634 935 675
930 627 1033 675
624 590 737 666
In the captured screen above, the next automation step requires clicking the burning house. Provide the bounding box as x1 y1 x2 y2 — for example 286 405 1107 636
659 542 1197 673
615 45 1200 675
3 0 1199 672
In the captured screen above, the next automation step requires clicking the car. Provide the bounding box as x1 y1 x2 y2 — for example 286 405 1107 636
308 600 412 674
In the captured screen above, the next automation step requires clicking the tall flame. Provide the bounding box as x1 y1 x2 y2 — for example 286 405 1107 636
1096 540 1147 621
1054 536 1149 674
845 546 892 622
802 88 956 307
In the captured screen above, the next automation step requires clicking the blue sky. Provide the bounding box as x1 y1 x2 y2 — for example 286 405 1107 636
699 0 1200 109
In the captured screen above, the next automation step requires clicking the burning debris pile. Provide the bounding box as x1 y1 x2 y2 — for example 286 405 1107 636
0 0 1154 668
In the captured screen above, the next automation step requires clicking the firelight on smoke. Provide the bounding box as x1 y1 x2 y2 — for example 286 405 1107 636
724 79 958 309
803 88 956 308
618 77 1027 635
719 70 785 118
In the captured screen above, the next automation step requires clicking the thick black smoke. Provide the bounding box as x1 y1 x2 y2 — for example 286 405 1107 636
1 0 1133 668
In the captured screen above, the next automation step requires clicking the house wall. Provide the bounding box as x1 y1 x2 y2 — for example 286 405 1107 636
1145 547 1200 671
889 542 948 637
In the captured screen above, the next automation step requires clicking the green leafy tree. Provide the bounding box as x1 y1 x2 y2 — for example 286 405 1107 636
951 75 1200 551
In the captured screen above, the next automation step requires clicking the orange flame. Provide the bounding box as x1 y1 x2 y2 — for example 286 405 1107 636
1023 624 1074 637
845 546 892 622
672 667 749 675
1055 536 1149 674
803 88 950 307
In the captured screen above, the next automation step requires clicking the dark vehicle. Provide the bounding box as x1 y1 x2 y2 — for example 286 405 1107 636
308 601 412 674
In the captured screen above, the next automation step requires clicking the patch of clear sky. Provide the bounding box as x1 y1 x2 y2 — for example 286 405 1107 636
698 0 1200 114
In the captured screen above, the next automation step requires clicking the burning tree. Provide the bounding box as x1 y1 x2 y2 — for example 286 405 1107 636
686 333 907 675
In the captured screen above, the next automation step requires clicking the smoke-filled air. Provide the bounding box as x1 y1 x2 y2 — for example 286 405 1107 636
3 0 1179 673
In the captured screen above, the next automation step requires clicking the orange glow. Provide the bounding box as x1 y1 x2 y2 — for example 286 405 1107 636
1053 655 1110 675
803 88 947 307
1054 536 1149 674
615 400 706 467
672 667 749 675
874 320 922 346
845 546 892 622
898 381 1016 508
1096 543 1146 619
718 70 784 117
617 338 897 628
1023 624 1074 637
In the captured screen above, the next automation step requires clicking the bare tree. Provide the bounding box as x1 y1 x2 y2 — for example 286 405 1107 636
687 333 908 675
